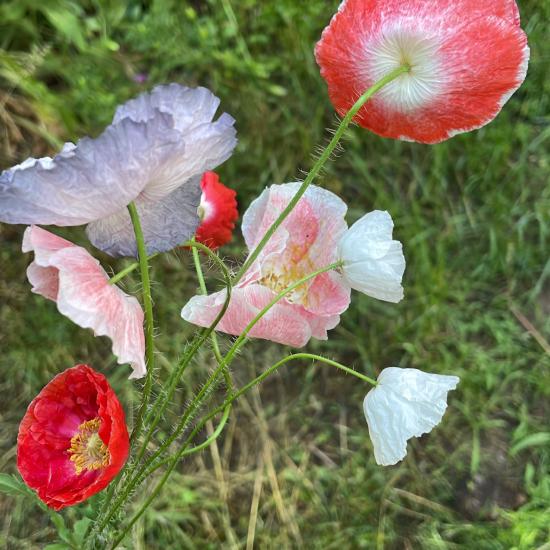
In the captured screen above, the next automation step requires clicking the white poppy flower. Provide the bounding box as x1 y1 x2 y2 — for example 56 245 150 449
363 367 459 466
337 210 405 303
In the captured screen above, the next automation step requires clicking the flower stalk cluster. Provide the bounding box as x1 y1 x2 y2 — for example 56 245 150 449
0 0 530 546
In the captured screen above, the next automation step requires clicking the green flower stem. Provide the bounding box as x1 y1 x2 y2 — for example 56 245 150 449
95 240 233 535
108 253 159 285
104 260 344 530
143 351 376 480
191 238 233 390
108 352 374 549
140 403 232 480
232 64 410 284
127 203 156 445
102 67 408 544
160 260 344 451
133 241 233 464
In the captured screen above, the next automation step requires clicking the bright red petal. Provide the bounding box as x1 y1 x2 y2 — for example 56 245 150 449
195 171 238 249
17 365 129 510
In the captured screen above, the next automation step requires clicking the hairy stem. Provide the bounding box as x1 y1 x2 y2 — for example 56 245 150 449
232 64 410 284
127 203 155 445
108 353 374 548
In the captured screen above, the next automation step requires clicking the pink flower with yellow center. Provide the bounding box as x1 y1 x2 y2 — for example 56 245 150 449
182 183 351 347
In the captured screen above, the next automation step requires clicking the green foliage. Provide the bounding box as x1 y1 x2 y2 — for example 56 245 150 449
1 0 549 548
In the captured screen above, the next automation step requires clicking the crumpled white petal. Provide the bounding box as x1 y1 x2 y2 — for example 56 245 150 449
363 367 459 466
337 210 405 303
22 226 146 379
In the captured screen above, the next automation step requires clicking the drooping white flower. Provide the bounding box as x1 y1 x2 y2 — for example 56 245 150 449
363 367 459 466
337 210 405 303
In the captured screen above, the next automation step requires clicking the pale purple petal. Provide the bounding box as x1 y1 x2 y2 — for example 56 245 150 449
0 116 178 225
86 176 202 257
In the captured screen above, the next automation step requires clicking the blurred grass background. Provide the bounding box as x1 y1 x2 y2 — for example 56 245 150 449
1 0 549 548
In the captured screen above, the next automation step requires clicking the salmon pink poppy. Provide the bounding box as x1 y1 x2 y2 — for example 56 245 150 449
195 171 238 250
315 0 529 143
23 226 146 379
17 365 129 510
182 183 351 347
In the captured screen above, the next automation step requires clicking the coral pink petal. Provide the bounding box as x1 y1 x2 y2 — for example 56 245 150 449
182 286 314 347
241 182 347 250
23 226 146 378
315 0 529 143
306 271 351 317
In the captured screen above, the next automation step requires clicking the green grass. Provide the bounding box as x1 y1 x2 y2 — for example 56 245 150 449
1 0 549 548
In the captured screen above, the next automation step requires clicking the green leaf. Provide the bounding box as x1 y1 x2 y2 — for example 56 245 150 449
43 544 72 550
73 517 92 543
42 7 87 50
0 473 29 497
511 432 550 456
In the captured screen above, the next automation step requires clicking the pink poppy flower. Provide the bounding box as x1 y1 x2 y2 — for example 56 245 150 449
22 226 146 379
315 0 529 143
195 171 238 250
182 183 351 347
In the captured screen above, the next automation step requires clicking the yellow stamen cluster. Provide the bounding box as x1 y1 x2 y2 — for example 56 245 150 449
258 248 315 305
68 417 109 475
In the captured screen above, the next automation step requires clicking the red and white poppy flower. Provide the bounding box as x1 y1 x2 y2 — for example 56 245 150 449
17 365 129 510
315 0 529 143
23 226 146 379
195 171 238 250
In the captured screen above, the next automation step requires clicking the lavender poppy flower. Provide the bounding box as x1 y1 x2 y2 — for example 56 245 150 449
0 84 237 257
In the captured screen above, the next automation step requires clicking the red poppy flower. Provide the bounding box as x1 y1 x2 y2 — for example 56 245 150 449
315 0 529 144
195 171 238 250
17 365 129 510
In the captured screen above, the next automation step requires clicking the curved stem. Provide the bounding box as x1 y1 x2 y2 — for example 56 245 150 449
191 238 233 390
134 241 232 463
134 262 342 479
232 64 410 284
127 203 156 445
108 353 374 548
96 242 234 534
108 253 159 285
100 261 342 532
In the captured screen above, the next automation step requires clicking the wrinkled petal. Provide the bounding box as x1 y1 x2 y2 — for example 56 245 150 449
113 84 237 202
17 365 129 510
315 0 529 143
1 84 237 260
183 183 351 346
23 226 146 378
0 116 178 225
86 176 202 257
241 182 347 250
338 210 405 303
181 285 314 347
363 367 459 466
